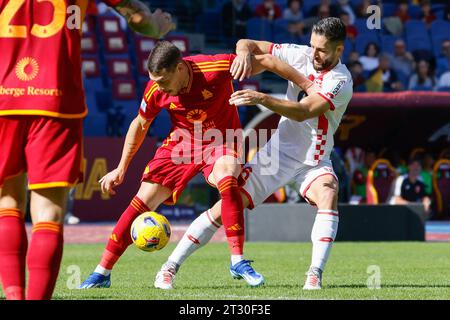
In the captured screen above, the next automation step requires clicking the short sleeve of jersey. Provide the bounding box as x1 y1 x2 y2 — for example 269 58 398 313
139 81 162 120
317 73 353 111
270 43 310 66
207 53 236 81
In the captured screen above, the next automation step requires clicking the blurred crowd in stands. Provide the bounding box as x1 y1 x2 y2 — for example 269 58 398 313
219 0 450 92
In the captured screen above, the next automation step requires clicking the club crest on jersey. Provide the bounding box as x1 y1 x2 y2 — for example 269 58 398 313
201 89 213 100
186 109 207 123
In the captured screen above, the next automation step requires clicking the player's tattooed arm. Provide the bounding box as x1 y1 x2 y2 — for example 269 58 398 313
114 0 175 38
231 39 273 81
99 114 152 195
229 89 330 123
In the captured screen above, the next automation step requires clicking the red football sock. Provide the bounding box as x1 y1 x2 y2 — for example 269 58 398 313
218 176 245 255
26 221 63 300
0 209 27 300
101 196 150 269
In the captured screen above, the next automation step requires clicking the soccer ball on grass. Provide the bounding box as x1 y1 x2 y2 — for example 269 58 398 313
130 211 171 252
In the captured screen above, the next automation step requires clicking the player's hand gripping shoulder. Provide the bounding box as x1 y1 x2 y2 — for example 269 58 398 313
115 0 176 38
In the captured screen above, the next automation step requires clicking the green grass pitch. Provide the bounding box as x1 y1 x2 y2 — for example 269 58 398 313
2 242 450 300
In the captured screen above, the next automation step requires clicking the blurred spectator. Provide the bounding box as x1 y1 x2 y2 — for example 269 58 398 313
355 0 372 19
340 11 358 40
445 3 450 21
348 61 366 92
106 105 126 137
366 54 403 92
395 0 411 24
359 42 380 72
337 0 356 24
309 0 339 18
255 0 282 21
222 0 253 40
421 153 435 196
419 0 436 27
388 39 415 77
438 71 450 89
390 157 431 215
347 51 360 64
351 148 377 203
408 59 437 90
331 149 351 203
283 0 304 37
441 40 450 63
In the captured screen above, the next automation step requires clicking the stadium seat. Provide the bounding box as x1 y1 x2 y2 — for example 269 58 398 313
81 34 99 55
196 9 222 43
112 79 137 100
82 56 102 79
98 16 125 36
166 35 190 56
246 18 273 42
404 20 428 38
366 159 397 204
411 85 434 92
106 58 133 79
437 87 450 92
103 34 129 55
433 159 450 219
134 36 157 58
408 5 422 20
354 18 373 34
381 3 397 17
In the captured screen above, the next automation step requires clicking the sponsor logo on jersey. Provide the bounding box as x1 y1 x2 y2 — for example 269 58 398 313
186 109 207 123
15 57 39 82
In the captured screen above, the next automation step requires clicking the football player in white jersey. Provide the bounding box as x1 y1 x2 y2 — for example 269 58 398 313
155 17 353 290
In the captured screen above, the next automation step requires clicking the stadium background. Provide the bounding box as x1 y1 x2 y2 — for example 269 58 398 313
70 0 450 238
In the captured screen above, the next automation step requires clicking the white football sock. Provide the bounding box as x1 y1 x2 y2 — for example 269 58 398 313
168 210 220 267
310 209 339 271
231 255 244 266
94 265 111 276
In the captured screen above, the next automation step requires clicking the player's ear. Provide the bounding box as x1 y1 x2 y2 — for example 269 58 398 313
335 43 344 56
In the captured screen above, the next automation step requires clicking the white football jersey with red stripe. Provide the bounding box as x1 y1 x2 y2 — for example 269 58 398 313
270 43 353 166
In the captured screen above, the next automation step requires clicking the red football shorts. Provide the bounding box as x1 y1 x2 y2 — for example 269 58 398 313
142 145 241 205
0 116 83 189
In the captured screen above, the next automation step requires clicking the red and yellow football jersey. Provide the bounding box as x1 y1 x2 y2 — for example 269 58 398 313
0 0 121 119
139 54 240 149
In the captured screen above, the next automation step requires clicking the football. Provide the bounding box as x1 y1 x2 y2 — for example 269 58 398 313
130 211 171 252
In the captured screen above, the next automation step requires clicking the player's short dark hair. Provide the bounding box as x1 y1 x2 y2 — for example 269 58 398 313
147 41 182 74
312 17 346 44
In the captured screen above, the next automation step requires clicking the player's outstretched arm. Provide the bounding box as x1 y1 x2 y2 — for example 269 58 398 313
114 0 175 38
99 114 152 195
229 89 330 123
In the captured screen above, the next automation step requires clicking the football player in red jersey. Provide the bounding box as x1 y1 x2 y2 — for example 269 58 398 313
79 40 313 289
0 0 174 300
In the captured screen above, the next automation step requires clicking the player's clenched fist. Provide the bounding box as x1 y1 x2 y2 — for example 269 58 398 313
229 89 265 106
99 168 126 195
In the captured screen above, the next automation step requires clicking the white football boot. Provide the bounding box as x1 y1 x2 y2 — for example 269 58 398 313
154 261 178 290
303 266 323 290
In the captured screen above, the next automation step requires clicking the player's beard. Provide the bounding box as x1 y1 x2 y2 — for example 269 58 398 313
313 56 334 72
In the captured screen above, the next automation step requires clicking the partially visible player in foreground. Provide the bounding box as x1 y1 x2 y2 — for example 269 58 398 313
0 0 174 300
79 41 313 289
155 17 353 290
